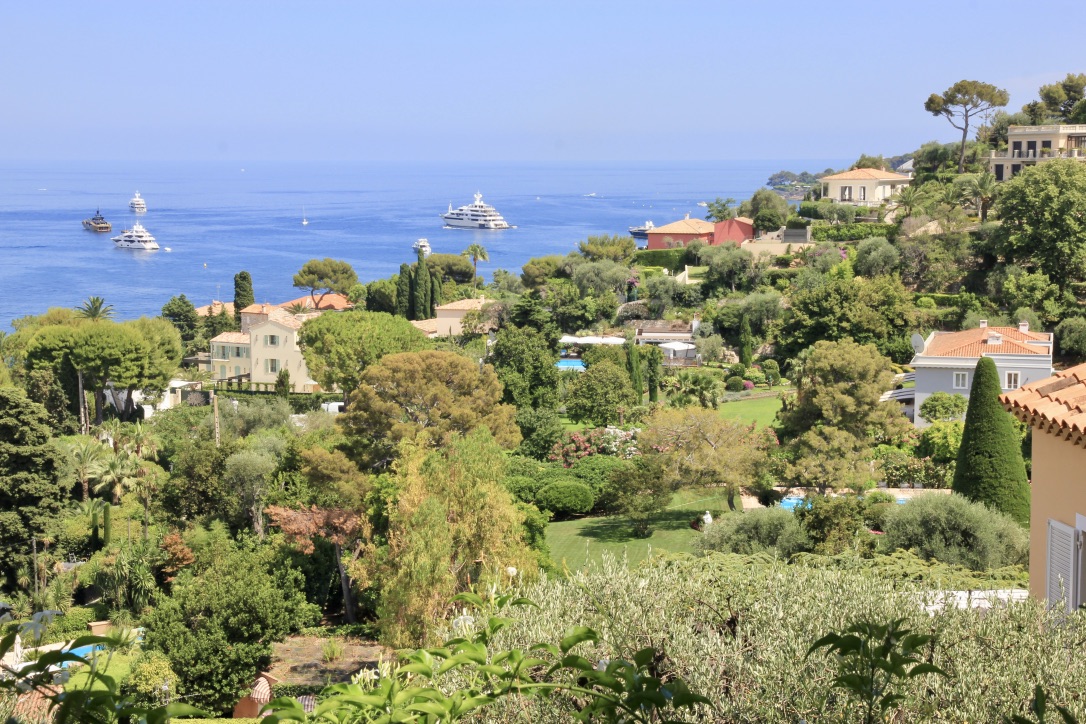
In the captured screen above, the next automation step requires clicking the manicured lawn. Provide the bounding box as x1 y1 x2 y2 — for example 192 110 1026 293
546 488 736 571
717 393 785 428
64 649 136 691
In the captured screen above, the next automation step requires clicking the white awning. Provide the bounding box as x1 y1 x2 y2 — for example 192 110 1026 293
659 341 696 351
559 335 626 346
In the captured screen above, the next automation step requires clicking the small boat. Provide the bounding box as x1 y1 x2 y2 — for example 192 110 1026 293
302 206 308 226
163 247 172 252
82 209 112 232
628 221 655 239
697 201 708 207
584 192 597 197
129 191 147 212
112 222 159 250
413 238 432 258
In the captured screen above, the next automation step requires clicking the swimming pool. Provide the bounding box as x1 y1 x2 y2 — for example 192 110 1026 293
556 359 586 371
60 644 104 668
780 496 907 511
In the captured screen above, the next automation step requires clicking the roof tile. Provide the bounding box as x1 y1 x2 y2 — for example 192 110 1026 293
820 168 913 182
1002 362 1086 437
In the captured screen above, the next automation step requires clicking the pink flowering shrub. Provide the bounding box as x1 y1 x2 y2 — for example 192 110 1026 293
743 380 755 390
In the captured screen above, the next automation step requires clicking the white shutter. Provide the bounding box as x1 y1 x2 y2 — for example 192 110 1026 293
1046 520 1079 611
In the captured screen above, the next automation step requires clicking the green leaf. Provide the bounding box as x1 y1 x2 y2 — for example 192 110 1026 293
560 626 599 654
451 591 486 608
907 662 948 678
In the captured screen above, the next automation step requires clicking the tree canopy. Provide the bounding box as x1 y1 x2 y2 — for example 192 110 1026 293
924 80 1009 172
298 310 430 396
292 258 359 307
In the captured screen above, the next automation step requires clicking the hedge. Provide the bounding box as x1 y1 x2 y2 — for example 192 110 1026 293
632 249 686 272
912 292 960 308
764 268 800 285
811 223 895 242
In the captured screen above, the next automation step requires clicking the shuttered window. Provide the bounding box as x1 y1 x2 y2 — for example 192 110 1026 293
1047 519 1080 611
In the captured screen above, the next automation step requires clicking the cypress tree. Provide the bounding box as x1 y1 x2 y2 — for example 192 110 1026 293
233 271 254 322
952 357 1030 526
643 344 662 403
414 256 431 320
430 272 442 317
102 503 112 546
739 315 753 367
626 337 644 404
396 264 412 319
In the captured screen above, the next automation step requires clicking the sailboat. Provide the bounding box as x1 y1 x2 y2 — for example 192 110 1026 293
302 207 308 226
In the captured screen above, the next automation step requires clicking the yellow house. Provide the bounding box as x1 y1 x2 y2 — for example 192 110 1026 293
205 304 323 392
1002 363 1086 609
433 297 487 336
989 124 1086 181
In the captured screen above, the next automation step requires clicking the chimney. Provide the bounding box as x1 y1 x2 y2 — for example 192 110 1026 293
978 319 987 328
1019 320 1029 333
685 212 690 220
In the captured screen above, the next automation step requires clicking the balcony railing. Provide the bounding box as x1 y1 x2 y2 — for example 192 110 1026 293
1008 124 1086 133
989 149 1085 160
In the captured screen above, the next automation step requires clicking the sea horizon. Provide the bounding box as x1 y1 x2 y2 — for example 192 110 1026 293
0 158 849 329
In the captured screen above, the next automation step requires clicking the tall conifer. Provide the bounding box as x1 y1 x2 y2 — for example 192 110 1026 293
396 264 412 319
626 336 644 404
233 271 254 322
952 357 1030 526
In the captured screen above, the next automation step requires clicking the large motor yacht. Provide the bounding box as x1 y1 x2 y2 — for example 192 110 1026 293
441 193 513 229
412 238 432 258
112 222 159 250
82 209 112 232
129 191 147 212
628 220 655 239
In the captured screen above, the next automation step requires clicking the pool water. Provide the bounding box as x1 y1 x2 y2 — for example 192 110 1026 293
556 359 586 370
60 644 104 668
780 496 907 511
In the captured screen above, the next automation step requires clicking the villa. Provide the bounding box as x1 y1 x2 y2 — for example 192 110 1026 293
204 303 324 392
907 321 1053 427
410 297 488 338
989 124 1086 180
818 168 911 205
644 214 755 250
1002 363 1086 609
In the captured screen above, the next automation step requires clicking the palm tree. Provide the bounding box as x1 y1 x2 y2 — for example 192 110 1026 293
461 244 489 291
284 301 311 315
125 421 160 462
95 452 139 505
97 419 128 454
892 186 925 218
65 438 108 501
960 171 998 222
76 296 115 321
671 371 721 409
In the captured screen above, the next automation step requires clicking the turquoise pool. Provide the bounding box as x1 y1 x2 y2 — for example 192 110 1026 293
556 359 586 370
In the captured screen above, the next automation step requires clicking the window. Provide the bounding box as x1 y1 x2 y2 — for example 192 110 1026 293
219 365 226 379
1005 371 1020 390
1047 520 1082 612
266 358 279 374
858 186 866 201
994 164 1004 181
234 365 241 377
1011 164 1022 176
264 334 279 347
840 186 852 201
953 372 968 389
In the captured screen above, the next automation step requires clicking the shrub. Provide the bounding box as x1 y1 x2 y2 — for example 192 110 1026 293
881 493 1028 571
503 475 542 504
569 454 626 513
632 249 685 272
916 296 936 309
795 495 873 556
725 376 744 392
742 380 755 390
1055 316 1086 358
918 421 964 465
535 480 595 518
121 650 179 707
811 223 895 242
695 508 811 558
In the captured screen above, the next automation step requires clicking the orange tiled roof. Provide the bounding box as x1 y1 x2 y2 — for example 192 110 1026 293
210 331 250 344
436 298 487 312
277 293 353 311
241 303 275 315
195 300 235 317
820 168 912 182
1002 363 1086 443
410 318 440 336
646 217 715 235
921 327 1052 358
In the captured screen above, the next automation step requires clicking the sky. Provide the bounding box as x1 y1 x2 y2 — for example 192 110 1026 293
3 0 1084 163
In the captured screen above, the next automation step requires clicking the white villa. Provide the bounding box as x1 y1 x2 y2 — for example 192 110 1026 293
205 304 323 392
908 321 1054 428
819 168 912 205
989 124 1086 181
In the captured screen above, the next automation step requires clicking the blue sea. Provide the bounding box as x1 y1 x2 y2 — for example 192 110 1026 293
0 160 847 329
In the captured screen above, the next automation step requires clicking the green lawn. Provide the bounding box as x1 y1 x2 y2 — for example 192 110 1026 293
64 649 136 691
546 488 735 572
717 393 784 428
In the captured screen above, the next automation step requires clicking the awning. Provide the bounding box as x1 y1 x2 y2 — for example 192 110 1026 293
659 341 696 351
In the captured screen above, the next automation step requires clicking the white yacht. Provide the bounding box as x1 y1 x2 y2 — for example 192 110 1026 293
112 222 159 250
628 220 655 239
412 238 432 257
129 191 147 212
441 192 513 229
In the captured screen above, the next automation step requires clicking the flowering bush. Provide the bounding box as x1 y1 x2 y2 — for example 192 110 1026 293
743 380 755 390
549 428 638 466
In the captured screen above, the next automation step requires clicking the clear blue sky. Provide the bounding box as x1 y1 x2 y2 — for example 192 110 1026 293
4 1 1082 163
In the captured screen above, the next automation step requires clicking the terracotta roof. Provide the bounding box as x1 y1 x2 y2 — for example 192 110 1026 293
713 218 756 244
820 168 912 182
410 318 440 336
195 300 235 317
921 326 1052 358
241 303 275 315
210 331 251 344
265 308 321 330
436 298 487 311
278 293 353 311
646 217 715 236
735 216 754 225
1003 363 1086 443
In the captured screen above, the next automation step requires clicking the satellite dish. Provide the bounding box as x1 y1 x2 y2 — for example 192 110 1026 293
911 333 926 354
